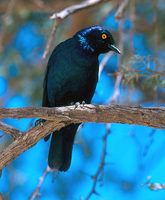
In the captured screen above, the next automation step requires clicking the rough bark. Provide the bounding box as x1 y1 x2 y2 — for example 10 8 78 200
0 104 165 170
0 104 165 128
0 120 65 170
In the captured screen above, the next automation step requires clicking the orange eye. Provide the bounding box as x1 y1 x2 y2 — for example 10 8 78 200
102 33 107 40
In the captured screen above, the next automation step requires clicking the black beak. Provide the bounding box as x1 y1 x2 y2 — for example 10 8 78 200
108 44 121 54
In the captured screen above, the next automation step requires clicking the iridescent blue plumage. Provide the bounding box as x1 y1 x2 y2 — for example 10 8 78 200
74 25 118 54
42 25 120 171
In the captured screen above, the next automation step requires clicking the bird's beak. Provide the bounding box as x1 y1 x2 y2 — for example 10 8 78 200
108 44 121 54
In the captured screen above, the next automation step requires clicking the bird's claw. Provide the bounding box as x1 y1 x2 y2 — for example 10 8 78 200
82 101 85 106
74 102 80 109
74 101 85 109
35 119 45 127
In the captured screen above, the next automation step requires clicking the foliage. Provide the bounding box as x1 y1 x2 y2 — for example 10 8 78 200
121 55 165 91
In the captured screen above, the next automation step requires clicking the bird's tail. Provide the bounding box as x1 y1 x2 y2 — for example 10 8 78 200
48 123 80 171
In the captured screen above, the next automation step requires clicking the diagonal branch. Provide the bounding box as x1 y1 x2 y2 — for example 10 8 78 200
99 51 113 78
29 166 56 200
115 0 128 21
0 120 66 170
50 0 108 20
42 19 60 59
85 123 110 199
0 0 17 52
43 0 109 58
0 121 22 140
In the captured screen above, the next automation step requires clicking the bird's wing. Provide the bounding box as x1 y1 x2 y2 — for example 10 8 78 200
42 64 50 107
42 39 75 107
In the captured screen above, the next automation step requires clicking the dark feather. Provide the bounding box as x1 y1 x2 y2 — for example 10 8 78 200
42 25 119 171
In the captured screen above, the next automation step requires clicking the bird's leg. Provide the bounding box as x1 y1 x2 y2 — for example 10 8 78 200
35 119 46 128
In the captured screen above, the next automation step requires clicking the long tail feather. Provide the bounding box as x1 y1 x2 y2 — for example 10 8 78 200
48 123 80 171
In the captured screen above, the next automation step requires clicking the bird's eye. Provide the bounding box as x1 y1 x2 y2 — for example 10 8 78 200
102 33 107 40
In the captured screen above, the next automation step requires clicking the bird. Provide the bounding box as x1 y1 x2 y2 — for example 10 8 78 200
42 25 120 172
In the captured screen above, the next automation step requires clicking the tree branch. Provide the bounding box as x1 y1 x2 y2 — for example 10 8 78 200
0 192 4 200
141 176 165 191
0 104 165 170
0 0 17 52
43 0 109 58
0 121 22 140
0 120 65 170
50 0 108 20
115 0 128 21
110 11 125 103
30 166 56 200
0 104 164 129
42 19 60 59
85 123 110 199
99 51 113 78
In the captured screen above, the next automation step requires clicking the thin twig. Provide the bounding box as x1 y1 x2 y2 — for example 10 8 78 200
43 0 109 59
42 19 60 59
0 0 17 52
141 176 165 191
100 3 118 23
120 68 165 77
0 132 6 139
153 0 160 70
30 166 57 200
0 121 22 140
115 0 128 21
99 51 113 79
98 2 120 78
143 129 155 157
27 119 36 130
110 72 123 103
109 17 125 103
129 0 135 55
85 124 111 200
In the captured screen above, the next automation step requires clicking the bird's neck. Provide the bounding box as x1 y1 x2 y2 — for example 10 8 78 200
74 34 97 56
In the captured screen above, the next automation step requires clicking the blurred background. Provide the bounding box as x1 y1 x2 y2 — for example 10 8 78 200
0 0 165 199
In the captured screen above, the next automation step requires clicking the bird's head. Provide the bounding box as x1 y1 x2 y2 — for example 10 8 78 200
74 25 120 55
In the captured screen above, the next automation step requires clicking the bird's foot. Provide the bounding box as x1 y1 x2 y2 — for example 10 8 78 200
35 119 46 127
81 101 85 106
74 101 85 109
73 102 80 109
